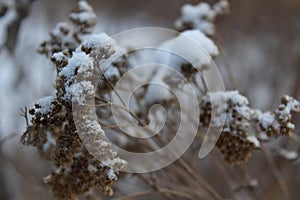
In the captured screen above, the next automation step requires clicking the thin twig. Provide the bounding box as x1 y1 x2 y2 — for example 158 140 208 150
260 143 292 200
112 188 193 200
95 72 223 199
20 106 29 126
102 74 126 107
95 95 223 199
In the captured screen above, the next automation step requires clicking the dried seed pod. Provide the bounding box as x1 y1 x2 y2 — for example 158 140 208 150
216 132 256 165
257 95 300 137
200 91 258 165
38 0 97 57
21 2 126 199
175 0 230 35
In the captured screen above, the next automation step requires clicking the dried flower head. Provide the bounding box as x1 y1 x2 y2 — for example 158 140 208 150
175 0 230 35
21 1 126 199
256 95 300 137
38 0 97 56
200 91 299 165
200 91 258 165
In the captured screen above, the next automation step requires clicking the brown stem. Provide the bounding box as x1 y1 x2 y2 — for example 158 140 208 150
260 144 292 200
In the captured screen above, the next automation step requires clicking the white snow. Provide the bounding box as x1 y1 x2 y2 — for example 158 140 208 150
143 30 219 105
213 0 230 14
66 81 94 104
287 122 295 130
175 1 229 35
258 112 276 129
82 33 115 52
258 132 269 141
247 135 260 148
77 58 94 79
60 51 92 79
201 91 252 133
69 12 96 25
83 119 104 135
52 52 66 62
156 30 219 72
285 95 300 112
51 22 71 38
278 148 298 160
175 2 215 35
226 90 249 105
106 169 117 180
69 0 96 25
35 96 54 114
78 0 94 12
208 90 249 106
101 157 127 171
182 30 219 56
50 22 76 51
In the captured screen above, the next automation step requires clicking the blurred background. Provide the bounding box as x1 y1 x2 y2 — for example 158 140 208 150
0 0 300 199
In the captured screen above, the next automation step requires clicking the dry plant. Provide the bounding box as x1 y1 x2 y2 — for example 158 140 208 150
15 0 300 200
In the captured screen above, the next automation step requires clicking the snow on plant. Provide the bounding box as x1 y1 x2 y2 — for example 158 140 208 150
21 2 126 199
38 0 96 57
200 91 300 165
20 0 300 200
175 0 230 35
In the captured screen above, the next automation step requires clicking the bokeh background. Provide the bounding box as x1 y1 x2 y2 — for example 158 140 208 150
1 0 300 199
